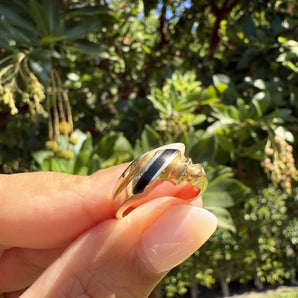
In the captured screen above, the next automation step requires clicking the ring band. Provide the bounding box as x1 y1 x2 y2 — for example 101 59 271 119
113 143 208 219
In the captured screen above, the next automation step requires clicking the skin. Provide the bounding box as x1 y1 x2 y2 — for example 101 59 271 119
0 164 217 298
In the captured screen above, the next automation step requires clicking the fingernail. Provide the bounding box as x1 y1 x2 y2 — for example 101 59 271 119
139 205 217 273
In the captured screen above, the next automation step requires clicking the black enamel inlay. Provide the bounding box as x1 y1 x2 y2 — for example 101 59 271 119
133 149 177 194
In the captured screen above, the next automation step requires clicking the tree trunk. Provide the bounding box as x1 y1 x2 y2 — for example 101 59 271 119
219 274 231 297
190 274 199 298
254 276 264 291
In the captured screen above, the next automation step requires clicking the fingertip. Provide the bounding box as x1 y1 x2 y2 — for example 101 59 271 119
139 204 217 273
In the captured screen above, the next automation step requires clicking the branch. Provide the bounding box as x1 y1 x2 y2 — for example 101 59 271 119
207 0 240 61
158 1 168 50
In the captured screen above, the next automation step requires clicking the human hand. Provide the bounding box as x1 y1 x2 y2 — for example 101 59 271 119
0 164 217 298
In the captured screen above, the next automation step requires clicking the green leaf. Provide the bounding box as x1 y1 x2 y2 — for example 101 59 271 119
142 44 151 54
94 133 119 160
76 166 89 176
81 132 93 152
237 48 258 69
32 150 54 165
251 92 271 115
29 0 49 36
88 154 101 174
41 158 51 171
207 206 236 232
76 150 91 167
44 0 60 35
147 95 158 109
241 12 257 42
0 4 39 39
204 176 249 208
275 126 294 142
0 18 31 45
134 125 162 156
0 37 13 50
65 6 112 18
191 114 207 126
189 135 216 164
39 35 66 46
65 20 102 40
216 133 235 152
213 74 230 88
242 139 267 160
115 135 133 153
73 42 110 57
252 98 263 118
49 158 62 172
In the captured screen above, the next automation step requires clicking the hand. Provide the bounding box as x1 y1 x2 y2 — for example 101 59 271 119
0 164 217 298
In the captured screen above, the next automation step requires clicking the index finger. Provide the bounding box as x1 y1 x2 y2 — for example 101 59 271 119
0 164 126 249
0 164 202 250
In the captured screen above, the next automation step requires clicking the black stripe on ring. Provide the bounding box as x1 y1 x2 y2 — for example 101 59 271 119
133 149 177 195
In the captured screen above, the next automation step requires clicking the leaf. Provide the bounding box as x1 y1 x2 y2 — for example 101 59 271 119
88 154 101 174
203 176 249 208
213 74 230 86
242 139 267 160
251 92 271 115
73 42 110 57
275 126 294 142
189 135 216 164
147 95 168 114
80 132 93 152
94 133 119 160
192 114 207 126
206 206 236 232
271 15 282 34
76 166 89 176
29 58 51 84
39 35 66 46
0 18 31 45
44 0 60 35
216 133 235 152
0 37 13 50
65 20 102 40
134 125 162 156
252 98 263 118
41 158 51 171
29 0 49 36
65 6 112 18
49 158 62 172
142 44 151 54
71 129 88 153
241 12 257 42
237 48 258 69
0 4 39 39
114 135 133 153
32 150 54 165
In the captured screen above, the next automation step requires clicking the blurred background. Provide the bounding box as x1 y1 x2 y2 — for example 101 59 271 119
0 0 297 297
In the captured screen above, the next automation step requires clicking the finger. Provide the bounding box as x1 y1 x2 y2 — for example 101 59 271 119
0 165 126 248
0 247 64 293
21 197 217 298
0 166 201 249
0 182 202 294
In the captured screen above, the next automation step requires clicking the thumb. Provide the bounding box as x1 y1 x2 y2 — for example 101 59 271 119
21 198 217 298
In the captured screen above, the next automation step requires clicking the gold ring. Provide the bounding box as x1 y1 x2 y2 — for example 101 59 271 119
113 143 208 219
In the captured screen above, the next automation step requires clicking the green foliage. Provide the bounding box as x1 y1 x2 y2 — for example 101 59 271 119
32 130 133 175
160 185 297 297
1 0 298 296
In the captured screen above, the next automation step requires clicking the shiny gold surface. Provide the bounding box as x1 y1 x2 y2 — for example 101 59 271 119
113 143 208 219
